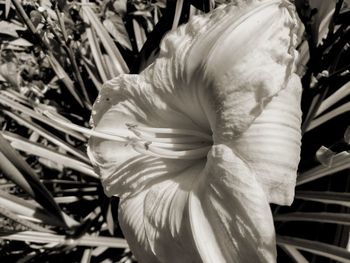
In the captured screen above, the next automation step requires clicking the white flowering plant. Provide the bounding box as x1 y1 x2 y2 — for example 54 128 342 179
0 0 349 262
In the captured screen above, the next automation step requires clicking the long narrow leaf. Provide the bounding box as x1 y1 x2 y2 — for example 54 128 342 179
0 189 79 227
5 0 11 18
102 54 118 77
0 133 66 226
297 151 350 185
316 81 350 116
0 89 31 106
171 0 184 30
84 23 109 82
133 19 146 52
274 212 350 225
82 5 128 76
0 94 86 141
46 53 84 107
0 151 35 197
81 248 93 263
277 236 350 262
279 245 309 263
82 58 103 90
2 132 98 178
3 110 89 163
307 101 350 131
295 191 350 207
53 196 97 203
0 205 53 233
0 231 129 248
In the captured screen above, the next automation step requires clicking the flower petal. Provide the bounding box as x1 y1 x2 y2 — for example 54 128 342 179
142 162 204 262
118 161 205 262
183 0 302 140
189 144 276 263
88 73 202 196
119 145 277 263
118 190 160 263
231 74 302 205
89 74 202 131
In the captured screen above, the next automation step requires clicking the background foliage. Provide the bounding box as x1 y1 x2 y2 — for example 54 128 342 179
0 0 349 262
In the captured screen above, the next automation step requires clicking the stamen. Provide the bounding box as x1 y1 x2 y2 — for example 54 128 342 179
132 142 211 160
43 111 212 160
43 111 128 143
128 126 210 144
149 141 211 150
126 123 212 141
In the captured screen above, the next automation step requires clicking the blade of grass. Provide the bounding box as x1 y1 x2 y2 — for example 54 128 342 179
0 231 129 248
91 246 108 257
132 18 147 52
307 101 350 131
73 205 101 238
53 196 97 203
82 59 103 91
83 22 109 82
40 179 98 187
171 0 184 30
0 205 53 233
81 248 92 263
297 151 350 185
0 189 78 227
279 245 309 263
3 110 89 163
316 81 350 116
277 236 350 262
40 183 99 205
0 93 86 141
274 212 350 225
0 133 66 226
0 151 36 198
53 187 97 195
2 132 98 179
106 201 114 235
16 252 36 263
5 0 11 18
1 89 31 106
46 54 84 107
295 191 350 207
82 5 129 75
102 54 118 78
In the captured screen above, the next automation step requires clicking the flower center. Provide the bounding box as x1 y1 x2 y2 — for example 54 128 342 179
44 111 213 160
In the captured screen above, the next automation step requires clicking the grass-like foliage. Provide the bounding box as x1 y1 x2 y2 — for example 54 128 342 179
0 0 349 262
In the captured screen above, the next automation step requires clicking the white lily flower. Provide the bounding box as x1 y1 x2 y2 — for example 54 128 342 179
88 0 303 262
